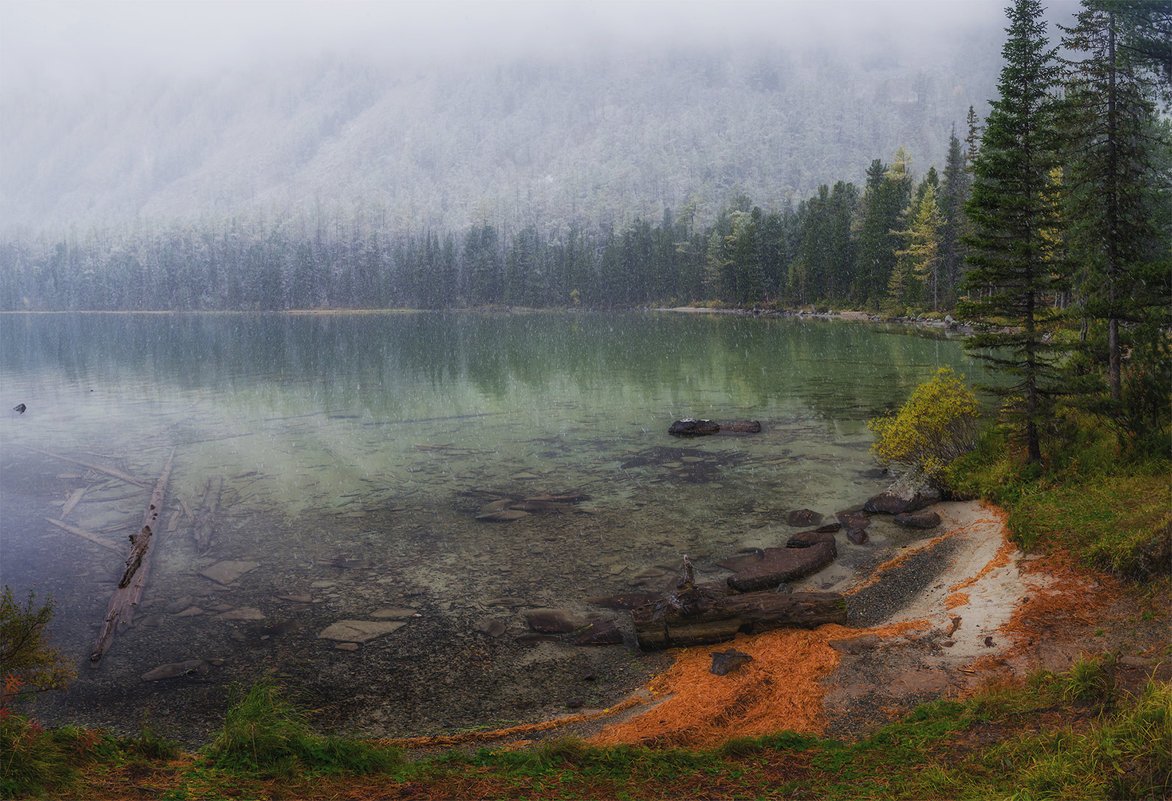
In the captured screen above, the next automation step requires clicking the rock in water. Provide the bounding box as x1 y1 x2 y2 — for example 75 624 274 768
710 648 753 675
786 508 823 527
718 541 836 592
573 619 623 646
893 510 942 529
669 418 720 436
141 659 209 681
12 403 25 414
318 620 406 642
721 420 762 434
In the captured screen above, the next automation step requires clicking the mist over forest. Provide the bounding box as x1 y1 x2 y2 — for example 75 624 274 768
0 0 1058 235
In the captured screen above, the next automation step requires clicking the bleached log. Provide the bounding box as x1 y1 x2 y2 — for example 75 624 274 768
89 449 174 667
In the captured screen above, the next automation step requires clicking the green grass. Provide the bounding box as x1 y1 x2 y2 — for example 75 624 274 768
202 678 404 778
6 659 1169 800
946 416 1171 581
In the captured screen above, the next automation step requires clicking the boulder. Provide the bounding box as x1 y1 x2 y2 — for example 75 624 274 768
669 418 721 436
525 608 583 634
786 530 837 554
863 485 941 514
836 512 871 533
573 619 623 646
893 510 942 529
719 540 836 592
846 528 870 545
786 508 823 527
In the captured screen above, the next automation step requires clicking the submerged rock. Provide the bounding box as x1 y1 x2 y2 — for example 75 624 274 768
525 608 584 634
141 659 210 681
863 485 942 515
318 619 407 642
786 530 838 553
786 508 823 527
199 560 259 585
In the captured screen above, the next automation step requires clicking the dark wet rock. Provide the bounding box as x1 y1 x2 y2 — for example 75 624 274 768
718 540 837 592
786 508 823 527
815 519 843 533
573 619 623 646
525 608 583 634
828 634 882 655
721 420 762 434
586 591 661 610
669 418 721 436
12 403 26 414
863 486 942 515
846 528 869 545
836 512 871 532
786 530 838 554
859 467 888 479
710 648 753 675
566 698 585 709
141 659 210 681
893 510 942 529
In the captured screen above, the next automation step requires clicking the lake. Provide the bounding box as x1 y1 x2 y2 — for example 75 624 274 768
0 311 985 741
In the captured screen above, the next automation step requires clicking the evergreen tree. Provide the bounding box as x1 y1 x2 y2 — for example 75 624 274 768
961 0 1065 464
894 184 943 311
938 127 971 306
1060 0 1168 402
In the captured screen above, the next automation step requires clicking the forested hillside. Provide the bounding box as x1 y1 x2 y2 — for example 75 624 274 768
1 37 1000 235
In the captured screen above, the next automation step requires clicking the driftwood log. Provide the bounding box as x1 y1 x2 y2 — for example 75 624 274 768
193 476 223 554
90 449 174 666
632 588 847 650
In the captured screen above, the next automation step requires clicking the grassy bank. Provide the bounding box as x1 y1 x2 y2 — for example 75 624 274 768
3 656 1168 800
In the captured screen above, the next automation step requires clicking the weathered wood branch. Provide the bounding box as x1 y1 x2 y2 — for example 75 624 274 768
43 518 123 554
26 447 149 487
89 449 174 667
632 589 847 651
60 486 88 518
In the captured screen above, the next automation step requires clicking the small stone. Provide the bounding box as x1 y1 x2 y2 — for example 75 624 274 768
476 508 531 522
566 698 584 709
710 648 753 676
277 593 313 603
141 659 209 681
370 607 417 619
786 509 823 527
335 642 360 651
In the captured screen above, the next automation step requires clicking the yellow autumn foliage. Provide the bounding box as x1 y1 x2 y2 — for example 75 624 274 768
868 368 979 481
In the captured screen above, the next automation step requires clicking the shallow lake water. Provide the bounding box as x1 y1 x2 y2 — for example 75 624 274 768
0 311 986 741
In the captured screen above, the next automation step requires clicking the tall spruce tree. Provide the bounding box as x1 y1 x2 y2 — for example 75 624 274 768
939 127 971 306
962 0 1065 464
1060 0 1167 403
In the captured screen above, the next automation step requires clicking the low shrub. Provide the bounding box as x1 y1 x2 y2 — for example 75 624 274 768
868 367 980 483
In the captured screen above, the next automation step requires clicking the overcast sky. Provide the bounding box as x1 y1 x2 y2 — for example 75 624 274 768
2 0 1026 90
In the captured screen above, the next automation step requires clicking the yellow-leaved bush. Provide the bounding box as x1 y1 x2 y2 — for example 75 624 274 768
867 367 979 482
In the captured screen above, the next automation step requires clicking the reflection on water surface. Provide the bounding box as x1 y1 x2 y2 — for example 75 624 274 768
0 311 984 740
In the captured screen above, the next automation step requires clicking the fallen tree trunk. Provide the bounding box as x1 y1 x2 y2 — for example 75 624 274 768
90 449 174 667
192 476 222 554
632 589 846 651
